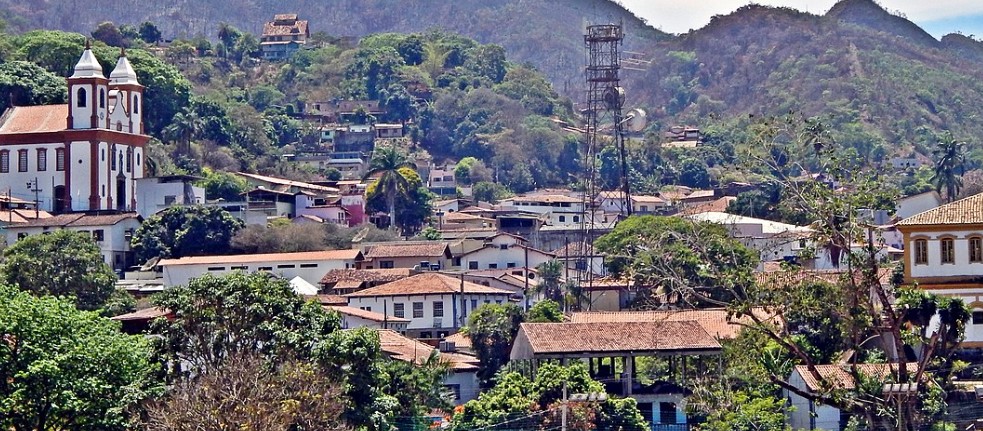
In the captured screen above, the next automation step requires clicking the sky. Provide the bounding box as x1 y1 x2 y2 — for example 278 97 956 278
619 0 983 39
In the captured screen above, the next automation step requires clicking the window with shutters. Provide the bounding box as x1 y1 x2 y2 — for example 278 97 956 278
0 150 9 173
36 149 46 171
914 239 928 265
17 149 27 172
55 148 65 171
941 238 955 264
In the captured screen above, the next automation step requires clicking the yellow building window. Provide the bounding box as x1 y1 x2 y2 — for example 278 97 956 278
914 239 928 265
941 238 955 264
971 237 983 263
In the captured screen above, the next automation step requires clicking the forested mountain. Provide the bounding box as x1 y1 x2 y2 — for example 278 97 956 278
0 0 667 97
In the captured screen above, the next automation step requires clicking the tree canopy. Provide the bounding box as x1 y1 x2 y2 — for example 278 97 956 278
131 205 244 262
0 285 156 431
0 230 117 311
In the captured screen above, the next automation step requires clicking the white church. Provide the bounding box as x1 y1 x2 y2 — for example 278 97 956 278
0 42 148 213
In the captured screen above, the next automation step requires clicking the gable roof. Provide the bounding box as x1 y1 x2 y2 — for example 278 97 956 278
897 192 983 227
327 305 409 323
569 308 775 340
345 273 513 297
319 268 412 286
0 105 68 134
158 249 362 267
11 212 140 229
377 329 479 371
793 363 919 392
262 15 309 37
511 321 721 359
362 241 451 259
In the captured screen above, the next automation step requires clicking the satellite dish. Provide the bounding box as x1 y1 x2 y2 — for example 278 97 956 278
626 108 647 132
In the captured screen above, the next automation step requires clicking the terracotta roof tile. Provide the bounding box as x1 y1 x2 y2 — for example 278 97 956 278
511 194 583 204
677 197 736 216
0 105 68 134
110 307 171 321
319 268 412 286
158 249 362 266
443 331 472 350
377 329 480 371
363 242 450 259
569 308 774 340
327 305 409 323
515 321 721 356
897 192 983 226
303 294 347 305
11 212 139 229
345 273 513 297
794 363 919 392
262 18 309 37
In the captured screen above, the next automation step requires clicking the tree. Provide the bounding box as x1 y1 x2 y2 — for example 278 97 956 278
526 299 563 323
364 145 415 229
0 230 116 311
138 21 162 44
726 189 774 219
594 216 759 307
143 352 348 431
931 131 966 202
131 205 244 261
472 181 510 202
197 167 248 201
452 363 647 431
164 107 202 154
91 21 125 47
0 285 156 431
0 61 66 111
465 302 524 387
677 156 712 188
151 271 340 378
535 260 564 304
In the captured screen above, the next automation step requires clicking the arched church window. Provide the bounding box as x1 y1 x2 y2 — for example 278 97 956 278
76 88 87 108
99 89 105 108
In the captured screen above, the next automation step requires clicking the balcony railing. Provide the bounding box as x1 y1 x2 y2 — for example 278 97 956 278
651 424 692 431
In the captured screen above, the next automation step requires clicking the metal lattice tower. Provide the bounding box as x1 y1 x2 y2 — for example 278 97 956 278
579 22 630 296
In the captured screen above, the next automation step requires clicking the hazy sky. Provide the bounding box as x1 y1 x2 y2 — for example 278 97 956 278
619 0 983 39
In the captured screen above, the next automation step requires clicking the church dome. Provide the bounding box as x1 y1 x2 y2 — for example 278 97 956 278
71 41 105 79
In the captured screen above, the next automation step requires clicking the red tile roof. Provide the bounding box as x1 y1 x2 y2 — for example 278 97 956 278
363 242 451 259
513 321 721 357
319 268 412 286
568 308 774 340
897 192 983 227
345 273 513 297
0 105 68 134
158 249 362 266
327 305 409 323
110 307 171 321
794 363 919 392
377 329 479 371
13 212 139 228
262 16 309 37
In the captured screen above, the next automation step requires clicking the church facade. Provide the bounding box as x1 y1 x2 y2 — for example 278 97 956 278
0 43 148 213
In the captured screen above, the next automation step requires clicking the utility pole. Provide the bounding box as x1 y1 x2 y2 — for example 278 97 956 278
561 379 567 431
26 178 41 218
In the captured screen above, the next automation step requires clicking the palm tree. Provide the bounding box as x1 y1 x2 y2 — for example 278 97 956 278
364 145 414 229
163 108 202 155
535 260 564 306
931 132 966 202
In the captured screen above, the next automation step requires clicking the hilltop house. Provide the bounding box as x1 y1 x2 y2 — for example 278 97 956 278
344 273 513 338
260 14 309 60
897 192 983 348
359 241 453 270
0 45 147 214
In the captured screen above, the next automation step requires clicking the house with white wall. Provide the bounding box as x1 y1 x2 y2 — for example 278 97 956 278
896 190 943 220
897 192 983 348
158 249 363 287
376 329 481 404
785 363 916 430
501 194 586 227
135 175 204 218
344 273 513 338
328 305 409 332
360 241 452 270
5 212 141 273
452 233 555 271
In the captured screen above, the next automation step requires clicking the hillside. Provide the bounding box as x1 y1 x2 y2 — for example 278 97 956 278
0 0 668 96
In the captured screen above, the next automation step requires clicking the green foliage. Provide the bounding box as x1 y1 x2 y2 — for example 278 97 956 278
101 287 137 317
452 363 647 431
0 285 156 431
535 260 563 303
0 230 117 311
138 21 162 44
526 299 563 323
0 60 66 111
465 302 524 387
365 147 432 233
595 215 759 307
700 390 790 431
131 205 244 261
472 181 511 203
151 271 341 378
197 167 248 201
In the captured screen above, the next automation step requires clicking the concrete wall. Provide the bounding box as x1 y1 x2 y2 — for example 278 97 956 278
908 229 983 278
346 292 511 333
161 257 356 287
